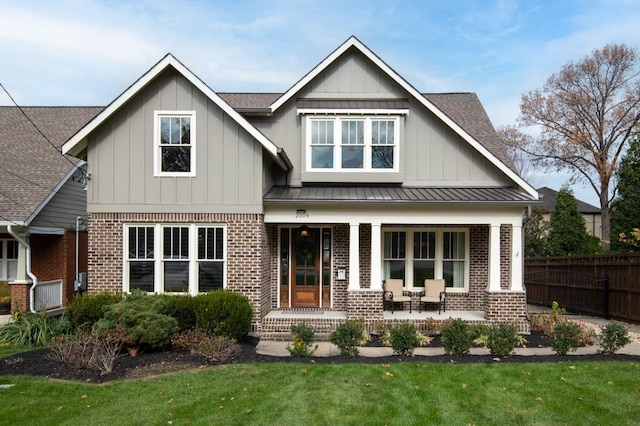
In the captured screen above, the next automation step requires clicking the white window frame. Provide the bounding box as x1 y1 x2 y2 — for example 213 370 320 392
306 116 400 172
0 239 19 281
123 223 226 295
382 228 469 292
153 111 196 177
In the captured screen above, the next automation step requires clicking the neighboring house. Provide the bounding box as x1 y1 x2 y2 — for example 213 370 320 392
62 37 538 337
0 106 102 312
537 187 602 238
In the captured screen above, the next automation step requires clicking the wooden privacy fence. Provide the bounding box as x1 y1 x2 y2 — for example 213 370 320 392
524 253 640 324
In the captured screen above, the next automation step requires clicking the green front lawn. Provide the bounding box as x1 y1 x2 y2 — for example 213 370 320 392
0 359 638 425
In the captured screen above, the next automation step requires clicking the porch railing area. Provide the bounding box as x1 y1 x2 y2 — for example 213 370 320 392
34 280 63 311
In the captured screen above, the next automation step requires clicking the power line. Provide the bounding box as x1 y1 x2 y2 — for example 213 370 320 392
0 82 87 177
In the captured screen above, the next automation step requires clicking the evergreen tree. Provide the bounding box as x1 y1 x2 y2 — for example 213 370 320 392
546 187 590 255
611 135 640 251
524 206 549 256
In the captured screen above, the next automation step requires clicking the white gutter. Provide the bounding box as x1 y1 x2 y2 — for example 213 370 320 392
7 225 37 313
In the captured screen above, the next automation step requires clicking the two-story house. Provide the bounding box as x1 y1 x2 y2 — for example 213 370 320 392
62 37 538 337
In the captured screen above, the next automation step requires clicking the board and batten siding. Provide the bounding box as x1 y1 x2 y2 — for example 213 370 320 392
253 49 510 187
86 69 264 214
30 173 87 229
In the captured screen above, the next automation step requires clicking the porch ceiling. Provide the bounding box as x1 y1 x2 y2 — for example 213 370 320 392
264 186 537 206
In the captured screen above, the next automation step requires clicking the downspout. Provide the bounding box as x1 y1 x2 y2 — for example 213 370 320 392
7 225 38 313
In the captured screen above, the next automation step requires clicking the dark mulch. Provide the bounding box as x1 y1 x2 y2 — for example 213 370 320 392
0 333 636 384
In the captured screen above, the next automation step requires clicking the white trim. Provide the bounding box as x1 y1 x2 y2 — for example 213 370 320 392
271 36 536 198
488 224 501 291
153 111 196 177
348 223 360 290
298 108 409 116
62 54 286 170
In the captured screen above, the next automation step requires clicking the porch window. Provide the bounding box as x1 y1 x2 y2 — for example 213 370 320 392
124 224 226 294
154 111 196 176
383 231 406 281
0 239 19 281
383 229 468 291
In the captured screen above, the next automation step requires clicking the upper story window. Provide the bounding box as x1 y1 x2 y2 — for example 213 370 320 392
307 116 399 172
154 111 196 177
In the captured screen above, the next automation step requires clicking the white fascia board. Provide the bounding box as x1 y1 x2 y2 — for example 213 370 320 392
26 160 86 226
62 55 286 169
271 36 537 198
297 108 409 116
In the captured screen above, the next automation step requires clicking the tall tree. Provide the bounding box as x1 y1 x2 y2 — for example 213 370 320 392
546 187 590 255
515 44 640 250
610 134 640 251
523 206 549 257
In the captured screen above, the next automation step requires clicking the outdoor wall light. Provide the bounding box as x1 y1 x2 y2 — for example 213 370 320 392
299 225 309 237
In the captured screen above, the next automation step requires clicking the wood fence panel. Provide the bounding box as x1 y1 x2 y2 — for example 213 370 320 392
525 253 640 324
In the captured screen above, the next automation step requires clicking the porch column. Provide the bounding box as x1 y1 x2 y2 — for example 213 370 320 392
488 224 501 291
348 223 360 290
370 223 382 290
510 224 523 291
14 240 29 283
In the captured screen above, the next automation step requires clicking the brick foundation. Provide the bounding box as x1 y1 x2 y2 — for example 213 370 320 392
485 291 530 333
9 282 30 313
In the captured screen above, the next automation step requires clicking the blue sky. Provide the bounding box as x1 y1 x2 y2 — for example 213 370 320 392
2 0 640 205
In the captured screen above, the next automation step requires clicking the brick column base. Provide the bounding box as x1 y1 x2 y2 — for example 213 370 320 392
347 290 384 328
485 291 530 333
9 282 31 313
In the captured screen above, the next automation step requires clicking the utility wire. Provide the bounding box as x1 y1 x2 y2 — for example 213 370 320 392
0 82 87 176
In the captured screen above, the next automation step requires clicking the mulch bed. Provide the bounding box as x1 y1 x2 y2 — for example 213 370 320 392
0 333 636 384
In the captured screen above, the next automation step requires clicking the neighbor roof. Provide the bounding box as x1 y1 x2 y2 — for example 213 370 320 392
537 187 601 214
0 106 102 223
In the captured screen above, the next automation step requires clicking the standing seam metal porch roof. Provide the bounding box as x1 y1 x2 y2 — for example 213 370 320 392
264 186 537 205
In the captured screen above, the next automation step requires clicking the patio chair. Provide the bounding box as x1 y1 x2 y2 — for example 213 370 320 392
419 279 446 314
383 279 412 313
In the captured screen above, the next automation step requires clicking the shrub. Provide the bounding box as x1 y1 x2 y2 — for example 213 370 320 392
171 328 239 362
48 329 123 375
468 323 490 341
193 290 253 341
389 321 429 356
286 323 317 357
531 303 567 337
162 294 197 332
599 323 631 354
329 320 370 357
441 318 471 356
93 290 178 356
66 292 122 329
486 323 524 357
551 321 582 355
0 309 72 346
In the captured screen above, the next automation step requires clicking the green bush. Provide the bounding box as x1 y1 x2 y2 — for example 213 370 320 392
66 292 122 329
441 318 471 356
551 321 582 355
329 320 370 356
93 291 178 356
487 323 523 357
162 294 197 332
193 290 253 341
0 310 72 346
286 323 317 357
599 323 631 354
389 321 428 356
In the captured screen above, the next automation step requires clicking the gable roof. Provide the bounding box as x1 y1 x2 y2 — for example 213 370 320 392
0 106 102 224
266 36 535 198
61 55 290 170
537 187 601 214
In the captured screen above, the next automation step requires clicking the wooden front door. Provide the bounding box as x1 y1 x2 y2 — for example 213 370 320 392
292 228 320 306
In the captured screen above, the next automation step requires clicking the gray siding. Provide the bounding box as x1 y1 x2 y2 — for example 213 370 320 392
86 69 264 213
31 173 87 229
252 49 510 187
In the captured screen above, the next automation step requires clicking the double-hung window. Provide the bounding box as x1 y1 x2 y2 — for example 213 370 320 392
125 224 225 294
0 239 18 281
154 111 196 176
383 229 468 291
307 116 398 172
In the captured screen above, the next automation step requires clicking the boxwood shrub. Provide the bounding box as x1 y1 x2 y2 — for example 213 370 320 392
66 292 122 329
193 290 253 341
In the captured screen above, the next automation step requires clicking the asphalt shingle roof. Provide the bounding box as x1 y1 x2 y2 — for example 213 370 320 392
537 186 600 214
0 106 103 222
